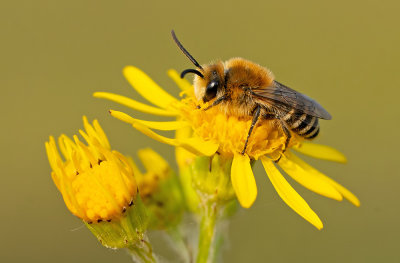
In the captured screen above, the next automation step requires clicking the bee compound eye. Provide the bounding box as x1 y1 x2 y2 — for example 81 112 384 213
204 81 219 102
207 81 218 90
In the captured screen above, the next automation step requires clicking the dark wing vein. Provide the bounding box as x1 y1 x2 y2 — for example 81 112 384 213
252 80 332 120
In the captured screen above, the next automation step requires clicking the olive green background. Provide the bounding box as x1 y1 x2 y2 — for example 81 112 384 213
2 0 399 262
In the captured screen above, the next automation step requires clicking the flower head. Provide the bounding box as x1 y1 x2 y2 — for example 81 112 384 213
45 117 149 248
46 116 137 223
179 96 290 159
94 66 360 229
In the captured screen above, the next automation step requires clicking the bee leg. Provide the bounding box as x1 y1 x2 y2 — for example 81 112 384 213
275 121 292 163
241 105 261 155
203 95 227 111
281 121 292 150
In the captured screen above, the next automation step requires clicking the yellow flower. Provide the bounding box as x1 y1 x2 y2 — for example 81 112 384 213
127 148 184 229
94 66 360 230
129 148 171 198
45 116 137 223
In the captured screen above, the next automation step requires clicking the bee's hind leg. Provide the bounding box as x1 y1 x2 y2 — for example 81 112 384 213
241 105 261 155
281 121 292 150
275 120 292 163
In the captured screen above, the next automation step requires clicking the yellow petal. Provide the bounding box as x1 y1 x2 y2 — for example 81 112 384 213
109 110 188 131
123 66 178 109
58 134 76 159
293 142 347 163
81 116 102 147
231 154 257 208
45 137 62 175
137 148 169 175
92 119 111 150
175 118 193 140
261 157 323 230
131 122 218 156
132 122 177 145
125 156 143 178
93 92 178 117
74 135 97 165
176 137 219 157
175 125 196 168
167 69 195 96
278 154 343 201
288 153 360 207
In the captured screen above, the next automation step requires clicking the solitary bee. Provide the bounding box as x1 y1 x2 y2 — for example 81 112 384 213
171 31 332 155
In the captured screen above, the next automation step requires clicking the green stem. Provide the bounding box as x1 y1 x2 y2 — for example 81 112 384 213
128 238 157 263
196 202 218 263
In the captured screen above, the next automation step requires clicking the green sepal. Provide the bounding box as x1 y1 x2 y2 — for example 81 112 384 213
143 170 185 230
190 155 235 205
85 194 148 249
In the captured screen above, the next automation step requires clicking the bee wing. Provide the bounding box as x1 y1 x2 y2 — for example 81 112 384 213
252 81 332 120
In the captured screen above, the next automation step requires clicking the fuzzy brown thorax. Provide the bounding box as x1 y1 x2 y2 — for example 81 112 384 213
193 57 275 117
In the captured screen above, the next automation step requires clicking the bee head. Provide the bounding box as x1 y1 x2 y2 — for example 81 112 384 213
192 62 224 102
171 30 225 103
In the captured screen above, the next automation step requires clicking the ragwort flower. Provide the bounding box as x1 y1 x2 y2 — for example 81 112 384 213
94 66 360 229
45 116 148 248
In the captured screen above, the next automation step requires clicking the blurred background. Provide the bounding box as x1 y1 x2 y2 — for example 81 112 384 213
2 0 399 262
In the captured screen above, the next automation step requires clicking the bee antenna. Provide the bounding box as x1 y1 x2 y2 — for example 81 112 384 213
180 69 204 79
171 30 203 70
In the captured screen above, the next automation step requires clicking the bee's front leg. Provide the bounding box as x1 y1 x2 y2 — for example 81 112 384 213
203 95 227 111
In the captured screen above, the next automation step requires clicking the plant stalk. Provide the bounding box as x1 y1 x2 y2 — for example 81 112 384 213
196 202 218 263
128 237 157 263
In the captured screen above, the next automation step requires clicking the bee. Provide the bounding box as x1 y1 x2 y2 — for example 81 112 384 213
171 31 332 156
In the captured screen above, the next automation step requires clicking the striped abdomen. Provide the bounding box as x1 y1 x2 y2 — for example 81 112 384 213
282 110 320 139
